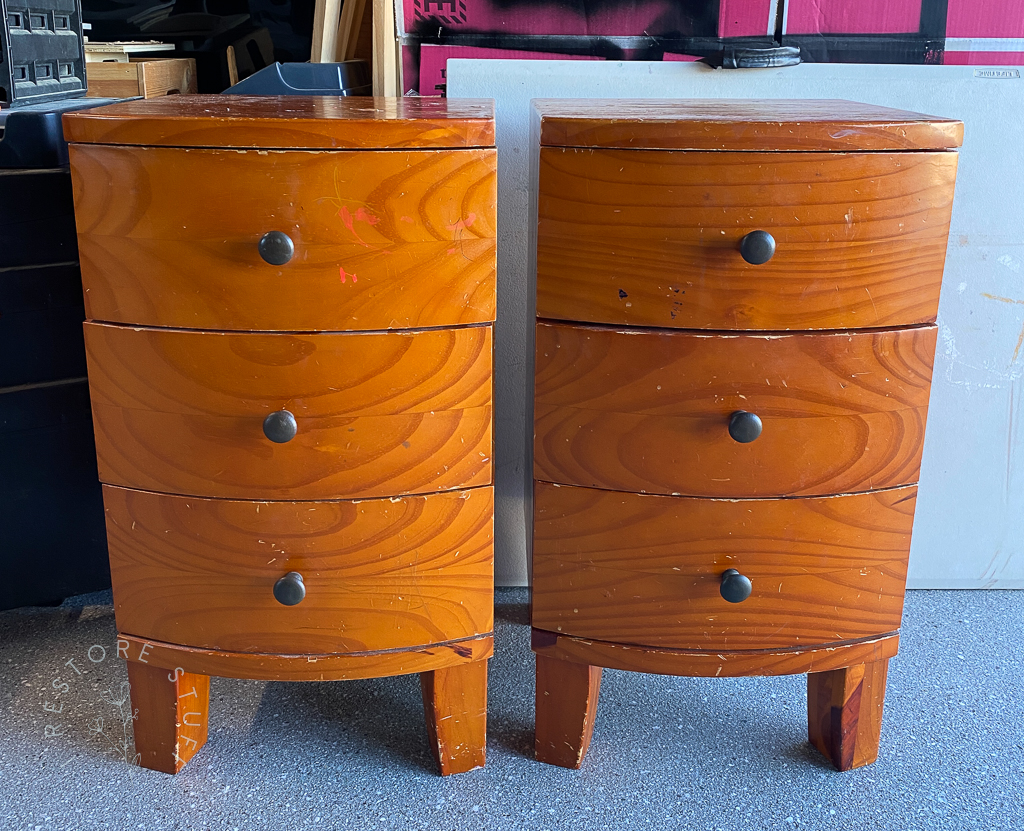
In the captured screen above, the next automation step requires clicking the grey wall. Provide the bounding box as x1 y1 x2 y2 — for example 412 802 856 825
449 60 1024 589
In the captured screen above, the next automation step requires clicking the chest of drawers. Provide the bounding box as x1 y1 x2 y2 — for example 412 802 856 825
529 99 961 771
63 96 496 775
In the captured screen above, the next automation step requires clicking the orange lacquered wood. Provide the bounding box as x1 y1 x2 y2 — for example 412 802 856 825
85 323 492 499
537 149 957 330
70 144 496 331
808 659 890 771
421 660 488 775
126 661 209 773
118 634 494 682
535 99 963 151
534 323 934 498
106 485 494 654
532 483 915 651
63 95 496 148
531 630 900 678
534 655 602 769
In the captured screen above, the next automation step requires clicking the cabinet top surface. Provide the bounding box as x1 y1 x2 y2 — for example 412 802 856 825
534 98 963 152
63 95 496 149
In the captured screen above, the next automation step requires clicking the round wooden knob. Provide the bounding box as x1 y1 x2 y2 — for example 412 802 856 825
263 410 297 443
728 410 762 443
739 230 776 265
720 569 752 603
258 231 294 265
273 572 305 606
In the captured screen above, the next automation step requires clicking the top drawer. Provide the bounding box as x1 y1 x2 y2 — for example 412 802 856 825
70 144 496 331
537 149 957 331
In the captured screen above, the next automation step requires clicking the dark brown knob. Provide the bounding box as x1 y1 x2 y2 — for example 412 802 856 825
720 569 752 603
728 410 762 443
258 231 294 265
273 572 305 606
739 230 776 265
263 410 297 443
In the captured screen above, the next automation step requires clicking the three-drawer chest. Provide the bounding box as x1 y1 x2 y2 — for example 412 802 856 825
63 96 497 775
529 100 962 770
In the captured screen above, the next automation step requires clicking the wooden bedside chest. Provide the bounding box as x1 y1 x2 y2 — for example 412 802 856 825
529 99 962 771
63 96 496 775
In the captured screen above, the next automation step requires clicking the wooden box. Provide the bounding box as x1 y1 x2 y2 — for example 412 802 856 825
85 58 197 99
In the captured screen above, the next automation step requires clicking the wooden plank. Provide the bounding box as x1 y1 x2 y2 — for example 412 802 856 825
85 324 493 499
373 0 400 96
106 485 494 654
531 630 901 678
532 483 915 651
311 0 344 62
534 323 935 498
63 95 494 148
337 0 368 61
70 144 496 330
534 99 963 151
536 149 957 331
118 633 494 681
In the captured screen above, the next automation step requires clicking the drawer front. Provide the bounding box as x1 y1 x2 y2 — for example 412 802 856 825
70 145 496 331
86 323 492 499
532 483 914 651
105 485 493 654
537 149 957 330
535 323 935 498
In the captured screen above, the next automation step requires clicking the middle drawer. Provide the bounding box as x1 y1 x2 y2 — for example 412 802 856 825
85 323 492 500
535 322 935 498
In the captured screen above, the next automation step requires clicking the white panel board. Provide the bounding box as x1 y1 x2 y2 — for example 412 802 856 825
448 59 1024 588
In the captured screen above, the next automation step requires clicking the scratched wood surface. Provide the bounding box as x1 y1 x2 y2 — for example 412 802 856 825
85 323 492 499
531 630 900 678
808 659 890 771
420 659 488 775
63 95 496 148
535 99 963 151
534 323 935 498
532 482 915 651
118 633 494 682
536 149 957 330
106 485 494 654
534 654 603 769
126 661 209 774
71 144 496 330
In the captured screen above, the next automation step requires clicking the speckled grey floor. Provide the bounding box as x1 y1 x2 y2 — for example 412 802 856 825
1 588 1021 831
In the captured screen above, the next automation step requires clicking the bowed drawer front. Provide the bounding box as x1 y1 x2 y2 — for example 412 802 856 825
530 98 962 773
65 95 497 777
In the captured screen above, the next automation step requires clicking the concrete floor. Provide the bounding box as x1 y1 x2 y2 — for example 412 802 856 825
1 588 1021 830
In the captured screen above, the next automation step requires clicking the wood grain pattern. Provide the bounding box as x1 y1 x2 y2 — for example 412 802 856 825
531 630 900 679
535 99 963 151
86 323 492 499
420 659 488 775
63 95 496 148
126 660 209 774
808 659 890 771
532 483 915 650
536 150 957 330
534 655 602 769
71 144 496 330
118 634 494 682
105 485 494 654
535 323 935 498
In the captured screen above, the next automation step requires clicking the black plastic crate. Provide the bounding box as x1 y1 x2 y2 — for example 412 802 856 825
0 0 87 107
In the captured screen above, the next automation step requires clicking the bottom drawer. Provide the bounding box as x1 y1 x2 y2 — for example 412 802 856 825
532 482 915 650
106 485 493 654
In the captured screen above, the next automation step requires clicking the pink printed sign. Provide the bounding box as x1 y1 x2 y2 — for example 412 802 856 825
947 0 1024 37
785 0 922 35
718 0 773 38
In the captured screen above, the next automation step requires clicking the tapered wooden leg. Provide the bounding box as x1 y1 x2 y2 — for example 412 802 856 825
534 654 603 769
807 658 889 771
126 660 210 773
419 659 488 775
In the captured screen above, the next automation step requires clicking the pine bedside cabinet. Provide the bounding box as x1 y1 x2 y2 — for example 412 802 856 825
63 96 497 775
529 99 961 771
